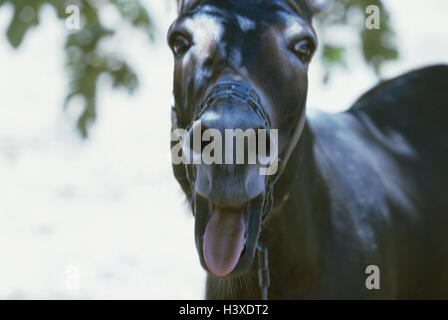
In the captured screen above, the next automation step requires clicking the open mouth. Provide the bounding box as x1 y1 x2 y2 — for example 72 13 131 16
184 80 271 277
194 193 265 277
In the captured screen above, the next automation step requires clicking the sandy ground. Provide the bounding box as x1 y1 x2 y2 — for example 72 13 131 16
0 1 446 299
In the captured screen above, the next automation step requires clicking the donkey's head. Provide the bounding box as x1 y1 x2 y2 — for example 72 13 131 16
169 0 319 277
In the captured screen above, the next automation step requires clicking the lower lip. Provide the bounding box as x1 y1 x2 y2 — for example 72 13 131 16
195 193 265 277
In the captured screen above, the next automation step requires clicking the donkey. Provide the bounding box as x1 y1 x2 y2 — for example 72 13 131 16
168 0 448 299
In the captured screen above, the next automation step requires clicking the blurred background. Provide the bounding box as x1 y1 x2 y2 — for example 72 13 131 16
0 0 446 299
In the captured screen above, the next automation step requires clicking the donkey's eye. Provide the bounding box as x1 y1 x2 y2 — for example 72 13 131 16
289 38 314 63
170 33 192 58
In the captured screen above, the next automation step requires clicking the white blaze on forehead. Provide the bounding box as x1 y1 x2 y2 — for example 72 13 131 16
183 11 224 65
236 15 256 32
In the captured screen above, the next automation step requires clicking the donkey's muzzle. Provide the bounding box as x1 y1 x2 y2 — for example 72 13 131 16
183 80 275 205
185 80 274 277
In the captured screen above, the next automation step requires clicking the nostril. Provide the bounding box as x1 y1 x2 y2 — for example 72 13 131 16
183 120 212 162
257 128 277 166
183 115 276 166
256 128 271 157
198 124 214 155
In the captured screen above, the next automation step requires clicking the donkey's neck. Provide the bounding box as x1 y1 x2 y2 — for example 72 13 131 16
205 122 327 299
259 122 327 298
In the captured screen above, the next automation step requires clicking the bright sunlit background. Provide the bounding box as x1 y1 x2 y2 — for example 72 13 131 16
0 0 447 299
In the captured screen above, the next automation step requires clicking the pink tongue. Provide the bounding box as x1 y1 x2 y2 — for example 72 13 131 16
203 206 246 277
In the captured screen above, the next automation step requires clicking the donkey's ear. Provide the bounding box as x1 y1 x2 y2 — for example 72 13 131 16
288 0 328 19
177 0 201 14
304 0 330 17
176 0 183 14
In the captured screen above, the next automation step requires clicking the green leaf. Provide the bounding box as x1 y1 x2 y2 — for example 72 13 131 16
3 0 154 138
